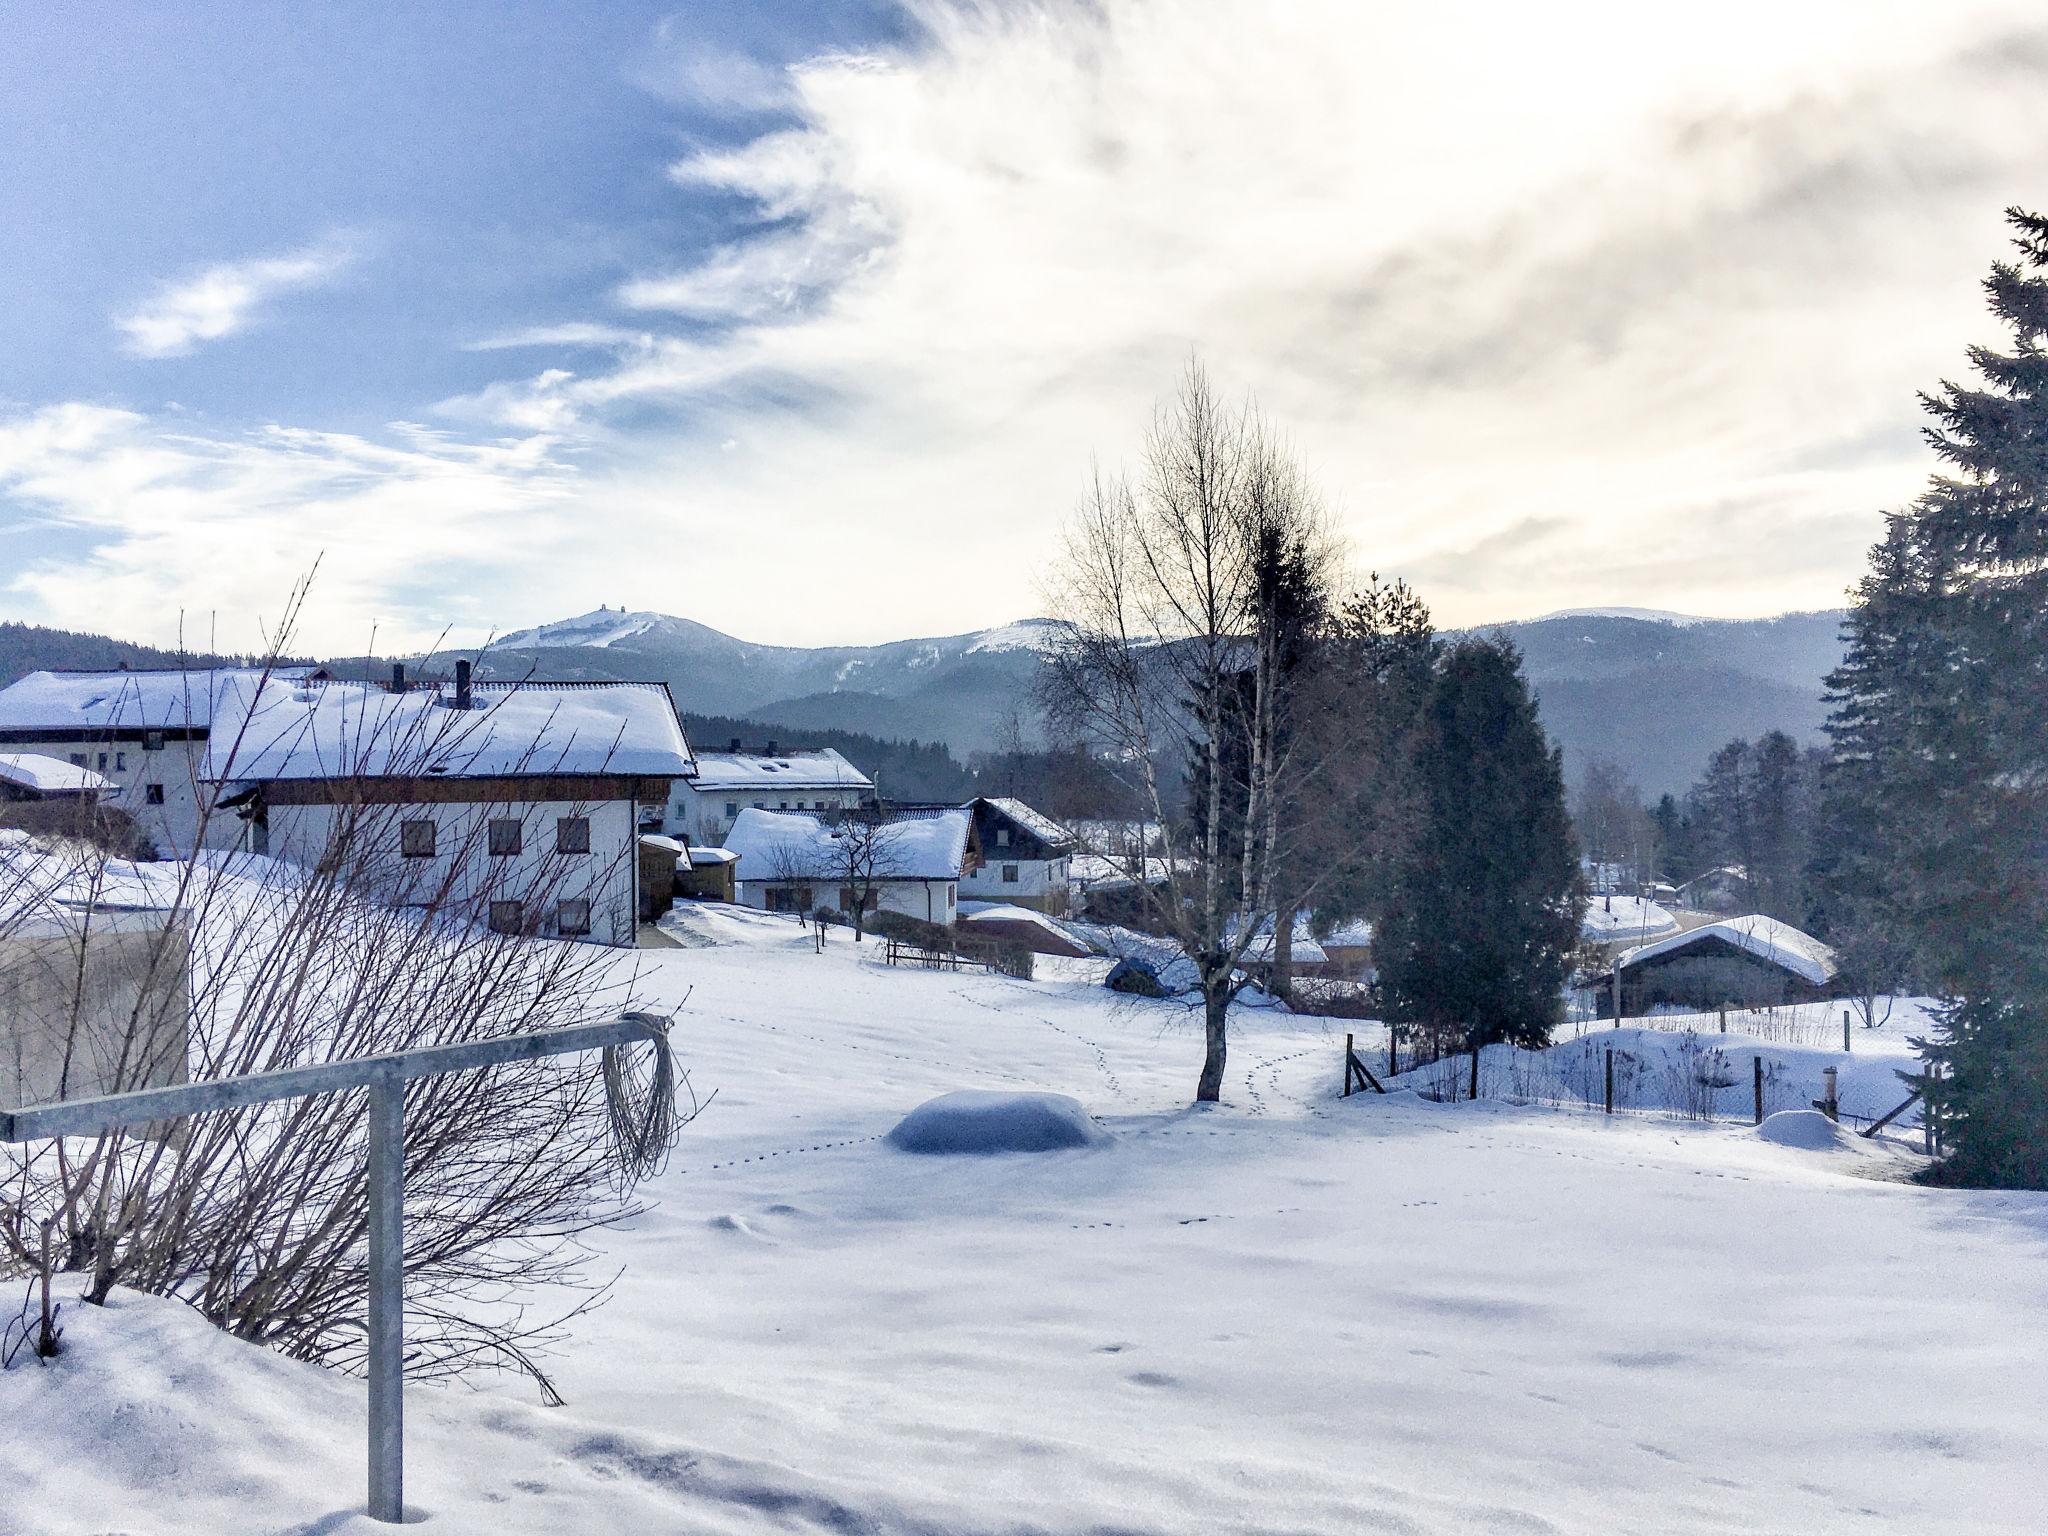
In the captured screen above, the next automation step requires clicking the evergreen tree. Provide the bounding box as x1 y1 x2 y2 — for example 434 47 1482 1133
1374 636 1584 1051
1823 208 2048 1186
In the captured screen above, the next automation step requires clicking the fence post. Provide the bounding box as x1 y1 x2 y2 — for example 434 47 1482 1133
1842 1008 1851 1054
1753 1055 1764 1125
1388 1026 1397 1076
1611 966 1621 1025
1604 1049 1613 1115
1718 1006 1726 1034
1820 1066 1839 1122
1343 1033 1354 1098
366 1071 405 1524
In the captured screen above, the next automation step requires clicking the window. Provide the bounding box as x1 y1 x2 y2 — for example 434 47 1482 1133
1002 863 1019 883
556 898 592 937
724 801 738 818
997 827 1011 847
145 784 165 805
68 753 86 768
400 819 437 858
752 800 765 809
488 818 523 856
115 751 127 771
142 730 165 752
96 752 108 771
489 900 524 935
556 816 591 855
778 801 789 810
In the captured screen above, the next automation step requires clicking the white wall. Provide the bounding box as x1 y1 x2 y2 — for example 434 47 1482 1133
960 855 1068 902
262 796 640 947
667 779 868 845
28 736 214 857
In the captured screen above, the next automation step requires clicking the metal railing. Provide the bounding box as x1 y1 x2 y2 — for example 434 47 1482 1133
0 1013 670 1524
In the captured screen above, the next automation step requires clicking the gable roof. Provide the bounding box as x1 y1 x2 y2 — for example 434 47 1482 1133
0 667 279 734
1615 914 1838 987
977 797 1074 851
688 748 872 792
201 675 693 782
724 807 972 883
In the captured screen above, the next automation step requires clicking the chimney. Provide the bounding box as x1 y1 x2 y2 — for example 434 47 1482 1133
767 740 778 756
729 737 742 753
390 662 407 694
455 659 473 711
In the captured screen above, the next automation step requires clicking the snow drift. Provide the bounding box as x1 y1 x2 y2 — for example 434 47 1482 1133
1756 1109 1847 1151
886 1091 1111 1154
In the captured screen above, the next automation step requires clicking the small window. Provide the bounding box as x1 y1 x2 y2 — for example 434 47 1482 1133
489 900 524 935
488 818 523 856
556 816 591 855
1002 863 1019 883
752 800 765 809
400 819 437 858
997 827 1011 847
142 730 165 752
68 753 86 768
145 783 165 805
725 801 738 818
115 751 127 771
556 898 591 937
96 752 108 771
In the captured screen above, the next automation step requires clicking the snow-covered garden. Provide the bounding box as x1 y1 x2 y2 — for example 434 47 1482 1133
3 901 2040 1533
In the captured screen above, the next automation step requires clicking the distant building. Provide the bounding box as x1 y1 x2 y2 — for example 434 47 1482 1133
1585 914 1840 1017
1673 866 1750 914
957 797 1075 915
724 806 978 926
666 742 874 845
0 752 112 802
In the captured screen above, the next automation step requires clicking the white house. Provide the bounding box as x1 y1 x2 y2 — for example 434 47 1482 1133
723 806 977 926
666 743 874 845
0 753 112 802
198 666 694 947
0 666 276 855
957 797 1074 915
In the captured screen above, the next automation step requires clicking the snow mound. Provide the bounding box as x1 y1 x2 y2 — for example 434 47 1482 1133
1756 1109 1846 1151
886 1091 1111 1154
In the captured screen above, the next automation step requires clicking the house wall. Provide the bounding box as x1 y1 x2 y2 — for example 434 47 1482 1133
667 780 869 845
260 795 642 947
959 855 1070 914
0 734 214 857
1609 941 1832 1017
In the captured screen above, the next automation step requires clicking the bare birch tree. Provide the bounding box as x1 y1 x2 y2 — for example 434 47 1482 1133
1044 362 1339 1102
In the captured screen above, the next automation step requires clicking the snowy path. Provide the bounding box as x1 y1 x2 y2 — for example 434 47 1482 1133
5 916 2041 1534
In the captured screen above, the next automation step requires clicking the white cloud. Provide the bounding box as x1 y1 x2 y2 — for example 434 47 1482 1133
0 403 574 653
441 0 2048 636
115 237 359 358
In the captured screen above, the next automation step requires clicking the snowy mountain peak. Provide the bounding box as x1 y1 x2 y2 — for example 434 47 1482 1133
1528 606 1714 628
489 607 675 651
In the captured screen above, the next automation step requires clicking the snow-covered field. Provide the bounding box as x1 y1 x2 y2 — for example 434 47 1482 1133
5 901 2043 1534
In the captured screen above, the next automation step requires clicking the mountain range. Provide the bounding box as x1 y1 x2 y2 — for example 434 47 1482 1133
452 605 1848 798
0 605 1849 800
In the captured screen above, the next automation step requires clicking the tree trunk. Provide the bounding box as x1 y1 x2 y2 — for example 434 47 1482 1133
1272 902 1297 1003
1196 986 1229 1102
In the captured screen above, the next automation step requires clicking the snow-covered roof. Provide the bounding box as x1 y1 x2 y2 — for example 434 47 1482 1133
1318 917 1374 948
978 797 1074 850
685 846 740 865
1581 896 1680 941
688 748 872 792
1616 915 1838 987
0 667 280 733
0 752 110 795
725 807 972 883
201 676 693 782
637 833 688 856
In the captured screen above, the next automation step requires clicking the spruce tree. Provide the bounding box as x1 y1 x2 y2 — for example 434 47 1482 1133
1374 636 1584 1051
1823 208 2048 1186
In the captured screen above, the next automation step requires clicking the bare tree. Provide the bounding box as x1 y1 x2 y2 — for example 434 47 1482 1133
818 811 913 942
1044 362 1339 1102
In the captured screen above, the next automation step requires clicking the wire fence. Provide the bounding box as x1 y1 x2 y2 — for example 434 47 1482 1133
1561 998 1859 1050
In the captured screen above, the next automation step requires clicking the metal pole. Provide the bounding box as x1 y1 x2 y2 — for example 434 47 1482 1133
367 1072 405 1523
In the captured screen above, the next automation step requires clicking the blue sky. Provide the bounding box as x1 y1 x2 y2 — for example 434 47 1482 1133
3 1 2046 653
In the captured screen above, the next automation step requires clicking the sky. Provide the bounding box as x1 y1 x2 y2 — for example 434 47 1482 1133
3 0 2045 654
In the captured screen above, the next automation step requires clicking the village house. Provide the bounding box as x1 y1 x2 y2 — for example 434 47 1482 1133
665 742 875 845
201 664 693 947
1672 865 1751 914
0 666 285 856
723 805 978 926
956 797 1075 915
1585 914 1840 1018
